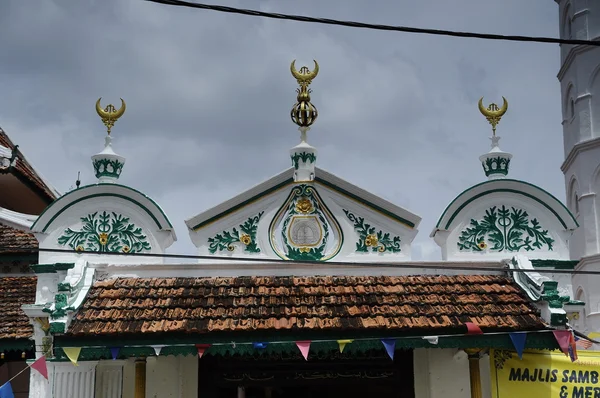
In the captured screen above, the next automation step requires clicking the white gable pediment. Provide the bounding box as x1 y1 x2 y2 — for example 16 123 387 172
431 179 578 261
31 183 176 264
185 167 421 263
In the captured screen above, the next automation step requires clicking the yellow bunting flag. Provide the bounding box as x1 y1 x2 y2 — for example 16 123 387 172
62 347 82 367
337 339 353 353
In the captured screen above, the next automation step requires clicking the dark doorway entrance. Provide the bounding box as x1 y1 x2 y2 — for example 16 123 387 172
198 349 414 398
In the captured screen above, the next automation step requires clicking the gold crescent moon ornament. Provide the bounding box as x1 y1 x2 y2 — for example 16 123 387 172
96 97 126 135
478 96 508 136
290 60 319 85
290 60 320 128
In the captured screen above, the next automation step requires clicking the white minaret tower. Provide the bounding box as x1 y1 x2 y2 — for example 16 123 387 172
555 0 600 335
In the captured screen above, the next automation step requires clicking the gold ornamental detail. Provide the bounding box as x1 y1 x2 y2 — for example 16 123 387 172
478 97 508 136
96 97 126 135
290 60 319 128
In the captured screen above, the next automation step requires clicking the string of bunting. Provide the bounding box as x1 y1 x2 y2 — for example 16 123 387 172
53 325 590 367
0 356 48 398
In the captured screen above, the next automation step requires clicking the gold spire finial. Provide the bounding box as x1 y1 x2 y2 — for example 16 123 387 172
478 97 508 136
290 60 319 128
95 98 126 135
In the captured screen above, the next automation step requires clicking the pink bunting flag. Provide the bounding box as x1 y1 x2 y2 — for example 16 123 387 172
31 357 48 380
195 344 211 359
465 322 483 335
553 330 575 359
296 341 311 361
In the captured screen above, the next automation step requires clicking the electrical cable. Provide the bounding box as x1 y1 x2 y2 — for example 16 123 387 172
143 0 600 47
3 246 596 276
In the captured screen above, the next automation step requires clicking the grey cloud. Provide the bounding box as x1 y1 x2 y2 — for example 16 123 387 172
0 0 567 259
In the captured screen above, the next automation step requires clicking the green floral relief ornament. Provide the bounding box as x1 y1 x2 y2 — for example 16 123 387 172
58 211 151 253
208 211 264 254
457 205 554 252
290 152 317 169
93 158 124 179
343 209 401 253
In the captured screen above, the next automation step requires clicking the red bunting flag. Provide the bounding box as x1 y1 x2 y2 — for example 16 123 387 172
31 356 48 380
553 330 578 361
296 341 311 361
195 344 211 359
465 322 483 335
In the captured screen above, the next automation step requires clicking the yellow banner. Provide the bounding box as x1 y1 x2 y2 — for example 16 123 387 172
491 349 600 398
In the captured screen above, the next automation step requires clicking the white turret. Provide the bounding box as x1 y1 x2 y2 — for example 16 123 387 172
555 0 600 335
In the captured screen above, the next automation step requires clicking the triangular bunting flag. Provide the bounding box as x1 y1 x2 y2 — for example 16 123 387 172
152 345 164 356
337 339 353 353
381 339 395 360
553 330 573 357
31 356 48 380
253 342 268 349
296 341 311 361
568 332 578 362
509 332 527 359
63 347 81 367
0 382 14 398
110 347 120 361
195 344 211 359
465 322 483 335
422 336 439 345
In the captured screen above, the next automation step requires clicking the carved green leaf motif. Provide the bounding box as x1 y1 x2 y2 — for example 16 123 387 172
58 211 151 253
291 152 317 169
343 209 401 253
93 158 124 178
457 205 554 252
481 157 510 177
208 212 264 254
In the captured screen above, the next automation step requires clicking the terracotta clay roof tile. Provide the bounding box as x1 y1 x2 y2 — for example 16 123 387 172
0 223 38 254
66 274 547 337
0 276 37 339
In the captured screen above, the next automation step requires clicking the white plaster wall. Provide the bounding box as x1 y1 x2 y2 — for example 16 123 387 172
191 181 418 263
146 355 198 398
95 361 124 398
121 359 136 398
573 260 600 334
53 361 97 398
413 348 491 398
441 193 571 261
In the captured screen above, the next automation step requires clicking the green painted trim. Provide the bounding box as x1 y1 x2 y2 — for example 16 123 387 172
314 177 416 228
30 263 75 273
0 339 34 352
436 179 578 230
192 179 293 230
52 332 558 360
192 176 417 231
32 183 173 232
530 259 579 269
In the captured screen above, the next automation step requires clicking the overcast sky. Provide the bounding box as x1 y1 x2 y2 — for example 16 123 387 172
0 0 566 260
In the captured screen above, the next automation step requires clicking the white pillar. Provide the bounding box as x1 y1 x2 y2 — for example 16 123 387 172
95 361 124 398
53 361 97 398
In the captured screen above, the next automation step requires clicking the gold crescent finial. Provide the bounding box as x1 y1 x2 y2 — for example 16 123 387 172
96 98 126 135
290 60 319 85
478 96 508 136
290 60 319 128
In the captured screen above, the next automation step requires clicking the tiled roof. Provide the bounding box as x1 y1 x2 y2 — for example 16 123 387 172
0 223 38 254
0 127 56 202
66 275 547 337
0 276 37 339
